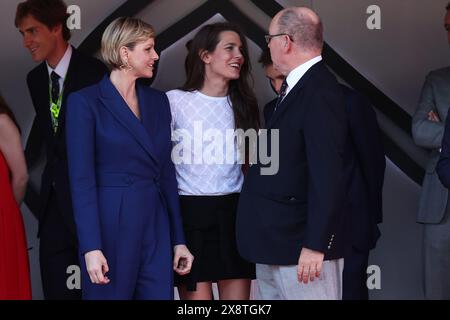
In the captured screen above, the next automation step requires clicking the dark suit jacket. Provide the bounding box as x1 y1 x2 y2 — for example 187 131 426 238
26 47 108 242
263 98 277 126
260 84 385 255
236 62 348 265
340 85 385 252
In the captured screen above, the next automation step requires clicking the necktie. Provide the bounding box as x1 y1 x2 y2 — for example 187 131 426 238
50 71 60 103
274 79 288 113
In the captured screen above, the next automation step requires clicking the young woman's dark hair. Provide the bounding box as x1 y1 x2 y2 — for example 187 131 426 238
0 95 20 132
182 22 260 131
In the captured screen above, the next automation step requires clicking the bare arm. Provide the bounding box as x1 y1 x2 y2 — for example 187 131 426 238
0 114 28 204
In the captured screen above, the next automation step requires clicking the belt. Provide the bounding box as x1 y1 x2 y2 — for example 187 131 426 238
95 172 168 224
96 172 160 187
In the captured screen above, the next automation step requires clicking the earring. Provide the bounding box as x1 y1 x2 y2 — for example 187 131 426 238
119 59 133 73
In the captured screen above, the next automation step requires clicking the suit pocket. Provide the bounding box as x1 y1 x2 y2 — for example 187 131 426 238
256 192 307 235
262 191 306 205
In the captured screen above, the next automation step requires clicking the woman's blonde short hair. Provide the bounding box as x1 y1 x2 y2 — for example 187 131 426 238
101 17 155 70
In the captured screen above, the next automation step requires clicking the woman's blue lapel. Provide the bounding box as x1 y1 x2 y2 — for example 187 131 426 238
98 76 160 166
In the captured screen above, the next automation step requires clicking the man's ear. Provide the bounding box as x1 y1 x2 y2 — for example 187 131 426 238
199 49 210 64
51 23 63 36
283 37 292 53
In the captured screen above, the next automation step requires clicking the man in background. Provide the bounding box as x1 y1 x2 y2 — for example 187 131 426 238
340 85 385 300
412 1 450 300
16 0 108 299
258 48 285 125
258 48 286 124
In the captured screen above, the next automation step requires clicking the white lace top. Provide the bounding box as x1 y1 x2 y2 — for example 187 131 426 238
166 89 244 196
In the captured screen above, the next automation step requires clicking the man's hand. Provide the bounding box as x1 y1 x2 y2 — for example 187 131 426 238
428 110 441 122
297 247 324 284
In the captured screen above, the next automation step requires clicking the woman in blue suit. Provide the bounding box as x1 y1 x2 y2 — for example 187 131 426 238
66 17 193 300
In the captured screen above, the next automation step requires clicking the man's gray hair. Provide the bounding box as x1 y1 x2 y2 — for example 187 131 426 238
277 8 323 52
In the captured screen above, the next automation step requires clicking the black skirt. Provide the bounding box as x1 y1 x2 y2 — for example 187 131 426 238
175 193 255 291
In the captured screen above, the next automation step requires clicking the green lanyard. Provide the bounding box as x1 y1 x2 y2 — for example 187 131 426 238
48 79 64 133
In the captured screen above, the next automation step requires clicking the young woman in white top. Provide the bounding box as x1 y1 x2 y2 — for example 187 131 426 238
167 22 260 300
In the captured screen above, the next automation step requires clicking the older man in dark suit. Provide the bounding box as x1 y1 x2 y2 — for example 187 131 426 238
236 7 348 299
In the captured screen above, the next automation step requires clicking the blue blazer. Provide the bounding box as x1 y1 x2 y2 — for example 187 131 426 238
262 85 385 253
236 62 348 264
66 76 185 297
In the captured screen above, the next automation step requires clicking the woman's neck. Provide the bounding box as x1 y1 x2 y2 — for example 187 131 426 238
199 75 229 97
110 69 137 101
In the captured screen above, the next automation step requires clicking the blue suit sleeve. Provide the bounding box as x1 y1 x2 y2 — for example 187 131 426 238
66 92 102 255
159 94 186 247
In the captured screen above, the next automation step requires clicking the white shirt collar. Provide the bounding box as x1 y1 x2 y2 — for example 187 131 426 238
46 44 72 80
285 55 322 96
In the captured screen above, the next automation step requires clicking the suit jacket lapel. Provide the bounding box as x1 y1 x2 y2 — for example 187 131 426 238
267 62 323 129
136 84 161 163
99 76 160 166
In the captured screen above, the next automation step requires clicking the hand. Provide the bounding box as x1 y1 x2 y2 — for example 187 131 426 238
297 247 324 284
85 250 110 285
173 244 194 276
428 110 440 122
